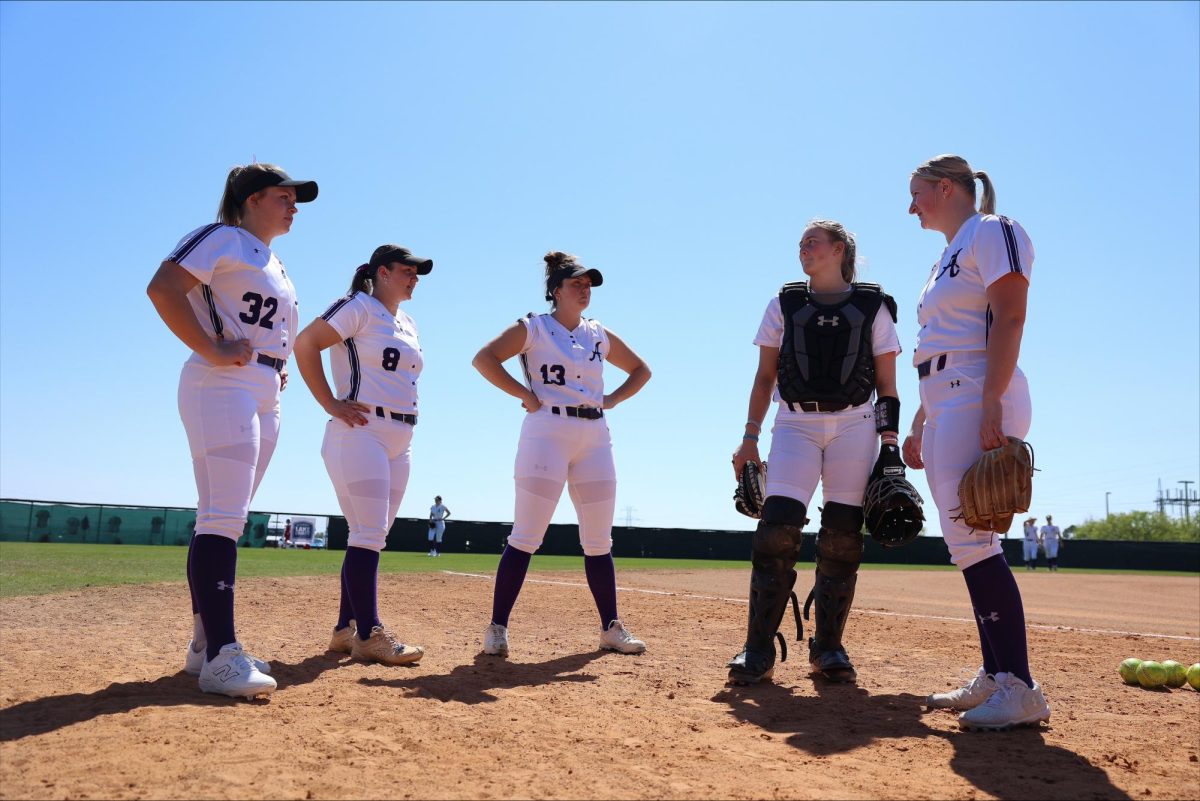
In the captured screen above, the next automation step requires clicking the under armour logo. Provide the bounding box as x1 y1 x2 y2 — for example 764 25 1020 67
950 380 961 388
254 248 260 254
935 249 963 281
816 315 839 327
589 342 602 362
216 580 234 592
977 611 1000 623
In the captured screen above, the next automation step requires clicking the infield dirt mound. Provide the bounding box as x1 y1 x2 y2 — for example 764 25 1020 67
1 568 1198 800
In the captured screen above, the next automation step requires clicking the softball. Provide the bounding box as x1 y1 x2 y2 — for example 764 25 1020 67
1136 660 1168 689
1187 663 1200 690
1118 658 1142 685
1161 660 1187 688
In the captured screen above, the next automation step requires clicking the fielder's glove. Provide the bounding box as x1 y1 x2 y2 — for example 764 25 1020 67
428 521 436 531
863 444 925 547
953 436 1035 534
734 461 767 519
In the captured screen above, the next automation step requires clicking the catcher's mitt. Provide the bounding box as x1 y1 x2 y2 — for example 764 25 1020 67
864 473 925 547
953 436 1035 533
734 461 767 519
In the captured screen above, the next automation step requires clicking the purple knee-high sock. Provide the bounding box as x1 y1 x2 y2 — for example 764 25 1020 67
973 613 1001 676
336 559 354 630
342 547 381 639
962 554 1032 686
584 553 619 629
191 534 239 661
491 545 532 627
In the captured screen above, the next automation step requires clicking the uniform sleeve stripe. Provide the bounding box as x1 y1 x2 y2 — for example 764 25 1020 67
999 216 1023 275
346 338 361 401
168 223 223 264
321 294 355 321
201 284 224 338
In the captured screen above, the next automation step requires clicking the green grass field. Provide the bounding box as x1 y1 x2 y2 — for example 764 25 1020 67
1 542 1192 598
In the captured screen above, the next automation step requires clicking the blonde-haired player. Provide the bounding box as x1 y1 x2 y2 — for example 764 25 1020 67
472 251 651 657
147 162 317 698
903 154 1050 730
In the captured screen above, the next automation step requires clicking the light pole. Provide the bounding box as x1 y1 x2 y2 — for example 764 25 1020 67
1105 491 1111 520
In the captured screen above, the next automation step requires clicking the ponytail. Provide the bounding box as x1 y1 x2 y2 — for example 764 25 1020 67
974 170 996 215
349 262 376 294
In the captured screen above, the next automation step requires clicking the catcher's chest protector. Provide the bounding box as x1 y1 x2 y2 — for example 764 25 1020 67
777 282 897 407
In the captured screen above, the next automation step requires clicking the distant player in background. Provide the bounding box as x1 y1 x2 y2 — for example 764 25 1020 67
1040 515 1061 571
428 495 451 557
294 244 432 667
902 154 1050 730
472 251 652 658
147 162 317 698
284 518 292 548
1021 517 1039 570
728 219 903 686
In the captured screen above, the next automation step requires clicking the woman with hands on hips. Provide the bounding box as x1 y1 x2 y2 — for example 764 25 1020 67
471 251 651 659
294 244 433 667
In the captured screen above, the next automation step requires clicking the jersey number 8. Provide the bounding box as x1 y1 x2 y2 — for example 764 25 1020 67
382 348 401 372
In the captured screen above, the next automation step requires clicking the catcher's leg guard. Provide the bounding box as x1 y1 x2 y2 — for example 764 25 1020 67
807 502 864 683
728 496 806 685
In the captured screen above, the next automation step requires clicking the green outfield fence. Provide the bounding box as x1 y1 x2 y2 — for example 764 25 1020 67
3 498 1198 571
0 498 272 547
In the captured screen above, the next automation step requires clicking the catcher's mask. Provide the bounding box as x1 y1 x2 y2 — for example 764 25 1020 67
864 475 925 548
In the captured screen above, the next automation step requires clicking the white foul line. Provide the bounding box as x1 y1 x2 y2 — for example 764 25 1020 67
441 570 1200 642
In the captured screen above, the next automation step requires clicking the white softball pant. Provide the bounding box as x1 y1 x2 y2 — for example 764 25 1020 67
178 359 281 542
507 410 616 557
919 358 1031 570
1044 540 1059 559
1023 540 1039 561
428 520 445 543
764 403 877 508
322 417 413 552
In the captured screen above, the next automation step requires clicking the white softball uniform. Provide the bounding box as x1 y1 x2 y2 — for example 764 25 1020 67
319 293 424 552
754 294 901 508
169 224 296 542
915 214 1035 570
507 314 616 556
429 503 448 543
1040 525 1060 559
1023 522 1040 562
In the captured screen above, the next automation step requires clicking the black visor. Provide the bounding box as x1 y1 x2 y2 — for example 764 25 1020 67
369 245 433 275
232 166 318 206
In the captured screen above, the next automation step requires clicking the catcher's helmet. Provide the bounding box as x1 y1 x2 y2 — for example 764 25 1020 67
863 474 925 548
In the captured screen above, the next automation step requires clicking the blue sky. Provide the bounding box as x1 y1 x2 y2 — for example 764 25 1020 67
1 1 1197 535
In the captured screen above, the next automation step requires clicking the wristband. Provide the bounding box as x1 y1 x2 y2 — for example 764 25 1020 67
874 396 900 434
745 419 762 431
742 434 759 442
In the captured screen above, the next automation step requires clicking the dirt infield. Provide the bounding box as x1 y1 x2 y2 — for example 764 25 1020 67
2 567 1198 800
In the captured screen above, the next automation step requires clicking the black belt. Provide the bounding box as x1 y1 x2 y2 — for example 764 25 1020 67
375 406 417 425
785 400 849 413
551 405 603 420
916 354 947 379
256 353 286 373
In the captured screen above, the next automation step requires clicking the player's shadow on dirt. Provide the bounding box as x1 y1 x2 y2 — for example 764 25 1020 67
713 680 1130 801
358 651 604 704
0 652 347 742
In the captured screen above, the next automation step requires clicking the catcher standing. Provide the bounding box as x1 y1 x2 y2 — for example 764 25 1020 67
729 220 903 685
903 154 1051 730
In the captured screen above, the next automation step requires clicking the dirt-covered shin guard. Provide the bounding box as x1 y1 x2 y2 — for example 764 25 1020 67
728 496 806 683
808 502 864 682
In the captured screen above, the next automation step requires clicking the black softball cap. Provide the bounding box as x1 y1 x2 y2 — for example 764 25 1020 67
370 244 433 275
557 264 603 287
232 165 318 205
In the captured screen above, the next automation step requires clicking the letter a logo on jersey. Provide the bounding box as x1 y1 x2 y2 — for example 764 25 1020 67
816 315 839 327
935 249 963 281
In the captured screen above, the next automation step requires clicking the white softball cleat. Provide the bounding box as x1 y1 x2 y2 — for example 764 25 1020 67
958 672 1050 731
599 619 646 654
328 620 356 655
483 623 509 657
350 625 425 666
198 642 277 699
926 666 997 710
185 639 271 676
